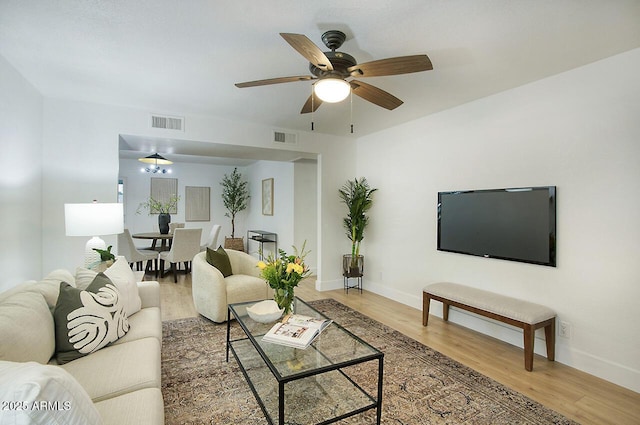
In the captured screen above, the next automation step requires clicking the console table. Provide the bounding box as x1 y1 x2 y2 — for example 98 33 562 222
247 230 277 260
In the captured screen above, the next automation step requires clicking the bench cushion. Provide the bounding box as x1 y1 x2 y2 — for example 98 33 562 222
424 282 555 324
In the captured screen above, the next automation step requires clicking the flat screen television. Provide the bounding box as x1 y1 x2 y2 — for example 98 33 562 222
437 186 556 267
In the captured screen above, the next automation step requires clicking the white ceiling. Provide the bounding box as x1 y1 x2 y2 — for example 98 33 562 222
1 1 639 145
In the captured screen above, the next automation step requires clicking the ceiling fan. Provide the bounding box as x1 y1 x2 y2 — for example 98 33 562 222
235 30 433 114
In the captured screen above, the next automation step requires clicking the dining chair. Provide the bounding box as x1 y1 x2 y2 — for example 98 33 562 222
159 228 202 283
200 224 222 252
117 229 159 275
168 222 185 234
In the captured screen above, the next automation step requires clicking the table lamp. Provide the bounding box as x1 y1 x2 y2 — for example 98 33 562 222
64 202 124 268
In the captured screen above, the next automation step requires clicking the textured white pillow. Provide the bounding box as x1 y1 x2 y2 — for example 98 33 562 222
104 256 142 316
0 360 103 425
76 257 141 316
74 268 97 290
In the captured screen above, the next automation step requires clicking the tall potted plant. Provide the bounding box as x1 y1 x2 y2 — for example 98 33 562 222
339 177 377 277
220 167 250 251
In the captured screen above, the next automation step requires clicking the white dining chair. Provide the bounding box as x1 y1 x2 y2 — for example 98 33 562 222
200 224 222 252
159 228 202 283
117 229 159 275
168 222 185 235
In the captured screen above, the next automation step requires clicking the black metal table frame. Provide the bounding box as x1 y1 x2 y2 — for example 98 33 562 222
226 298 384 425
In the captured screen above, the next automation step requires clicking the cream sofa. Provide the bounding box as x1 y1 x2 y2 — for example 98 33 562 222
0 266 164 425
192 249 273 323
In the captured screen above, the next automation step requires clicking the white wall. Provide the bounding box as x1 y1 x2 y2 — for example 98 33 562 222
36 97 354 283
294 160 318 273
245 160 294 259
357 49 640 392
0 55 43 290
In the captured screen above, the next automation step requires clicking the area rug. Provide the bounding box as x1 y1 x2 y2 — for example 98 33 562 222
161 299 576 424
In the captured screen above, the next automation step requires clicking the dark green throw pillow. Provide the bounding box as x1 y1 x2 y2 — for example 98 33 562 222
206 246 233 277
53 273 129 364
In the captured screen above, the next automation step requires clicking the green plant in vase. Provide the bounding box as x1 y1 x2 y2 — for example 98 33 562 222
257 242 310 315
136 195 179 234
339 177 377 276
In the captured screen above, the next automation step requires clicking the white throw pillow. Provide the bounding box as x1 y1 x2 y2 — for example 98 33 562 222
104 256 142 316
0 360 103 425
76 257 141 316
74 267 97 290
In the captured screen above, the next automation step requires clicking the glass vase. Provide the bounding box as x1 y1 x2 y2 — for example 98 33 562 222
274 287 294 315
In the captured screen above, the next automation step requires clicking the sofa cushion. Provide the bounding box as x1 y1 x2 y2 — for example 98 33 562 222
0 269 76 311
60 337 161 402
206 246 233 277
0 292 55 364
0 360 103 425
112 307 162 345
76 257 142 316
95 388 164 425
54 274 129 364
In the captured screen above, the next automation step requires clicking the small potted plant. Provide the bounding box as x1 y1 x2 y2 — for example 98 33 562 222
92 245 116 272
220 168 250 251
137 195 180 234
339 177 377 278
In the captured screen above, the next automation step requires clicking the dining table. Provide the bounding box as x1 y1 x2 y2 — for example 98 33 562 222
131 232 174 251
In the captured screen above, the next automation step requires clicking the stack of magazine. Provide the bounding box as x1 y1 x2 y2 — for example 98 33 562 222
262 314 333 349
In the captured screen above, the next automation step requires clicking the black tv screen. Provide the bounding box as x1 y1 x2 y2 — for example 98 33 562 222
437 186 556 267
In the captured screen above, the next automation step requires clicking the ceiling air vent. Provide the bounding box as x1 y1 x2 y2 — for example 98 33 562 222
273 130 297 145
150 114 184 131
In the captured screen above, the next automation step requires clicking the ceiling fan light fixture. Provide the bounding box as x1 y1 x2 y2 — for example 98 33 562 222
314 78 350 103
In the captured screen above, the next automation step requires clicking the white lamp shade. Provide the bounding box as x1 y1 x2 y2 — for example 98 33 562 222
314 78 350 103
65 203 124 236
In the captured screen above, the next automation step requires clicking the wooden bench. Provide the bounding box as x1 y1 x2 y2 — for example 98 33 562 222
422 282 556 371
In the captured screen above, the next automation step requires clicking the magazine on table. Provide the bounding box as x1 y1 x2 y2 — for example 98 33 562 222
261 314 333 349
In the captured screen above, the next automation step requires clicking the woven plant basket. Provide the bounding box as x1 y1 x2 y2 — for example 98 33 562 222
224 237 245 252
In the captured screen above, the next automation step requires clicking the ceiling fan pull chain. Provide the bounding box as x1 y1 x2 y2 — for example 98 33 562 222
350 90 354 134
311 86 315 131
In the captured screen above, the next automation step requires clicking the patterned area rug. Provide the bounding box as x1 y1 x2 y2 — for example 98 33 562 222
162 299 576 424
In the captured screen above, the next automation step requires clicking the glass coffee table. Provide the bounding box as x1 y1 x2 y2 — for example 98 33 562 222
227 297 384 425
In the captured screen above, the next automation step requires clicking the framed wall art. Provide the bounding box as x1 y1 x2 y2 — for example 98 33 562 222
262 178 273 216
185 186 210 222
150 177 178 214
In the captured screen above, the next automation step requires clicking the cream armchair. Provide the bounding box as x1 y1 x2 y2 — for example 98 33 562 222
192 250 273 323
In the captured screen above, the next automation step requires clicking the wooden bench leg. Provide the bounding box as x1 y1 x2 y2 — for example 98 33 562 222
422 292 431 326
545 319 556 362
442 303 450 321
524 324 534 371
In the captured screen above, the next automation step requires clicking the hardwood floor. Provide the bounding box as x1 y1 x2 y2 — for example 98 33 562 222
152 272 639 425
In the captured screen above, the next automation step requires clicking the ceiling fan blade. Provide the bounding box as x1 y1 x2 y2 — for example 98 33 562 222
350 80 403 110
235 75 314 88
300 92 323 114
280 33 333 71
348 54 433 77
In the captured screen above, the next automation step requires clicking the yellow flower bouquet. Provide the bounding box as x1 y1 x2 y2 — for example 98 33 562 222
257 242 310 315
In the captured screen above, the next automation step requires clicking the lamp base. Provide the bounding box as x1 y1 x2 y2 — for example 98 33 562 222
85 236 106 269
